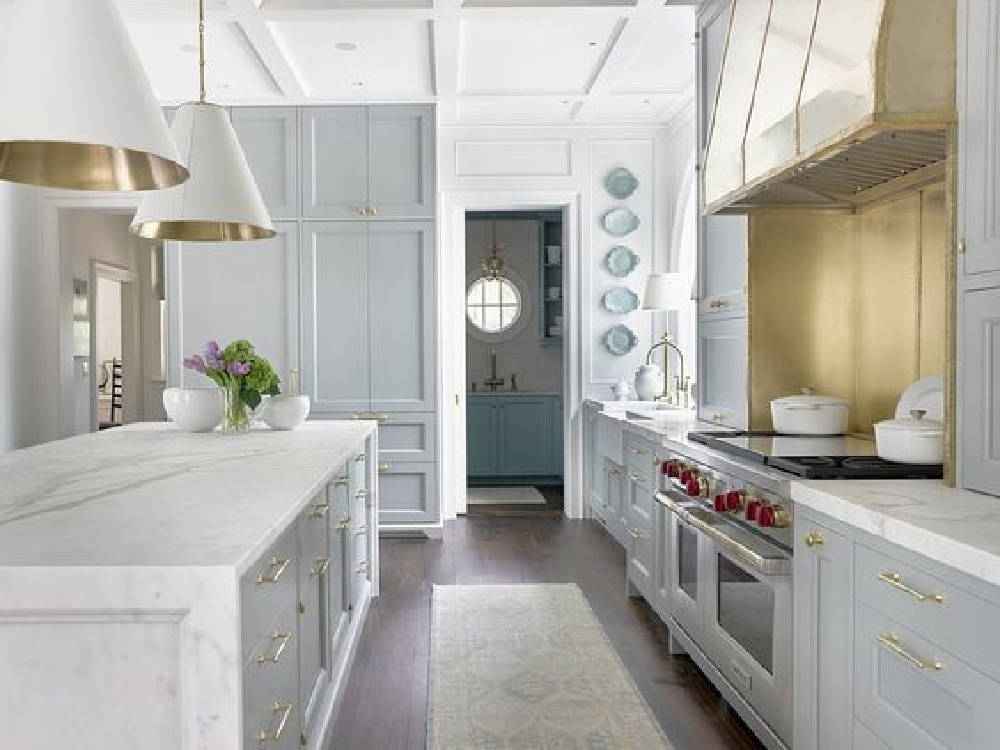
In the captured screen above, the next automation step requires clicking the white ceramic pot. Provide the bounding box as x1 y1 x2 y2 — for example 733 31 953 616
162 387 224 432
634 364 663 402
874 409 943 464
261 395 311 431
770 389 849 435
611 378 633 401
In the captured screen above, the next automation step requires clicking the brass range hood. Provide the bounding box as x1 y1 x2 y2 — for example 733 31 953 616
702 0 955 214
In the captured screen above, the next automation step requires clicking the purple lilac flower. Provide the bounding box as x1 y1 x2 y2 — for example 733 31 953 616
204 341 224 370
227 360 251 377
183 354 206 373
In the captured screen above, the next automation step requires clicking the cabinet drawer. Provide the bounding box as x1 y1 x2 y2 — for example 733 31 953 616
854 603 1000 750
244 668 300 750
240 526 298 662
596 416 623 463
623 437 656 480
244 621 298 702
855 543 1000 681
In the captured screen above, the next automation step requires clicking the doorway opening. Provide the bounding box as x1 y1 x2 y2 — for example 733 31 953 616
463 210 566 516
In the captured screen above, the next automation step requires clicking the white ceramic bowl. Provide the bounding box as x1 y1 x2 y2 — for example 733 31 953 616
162 387 224 432
262 395 311 431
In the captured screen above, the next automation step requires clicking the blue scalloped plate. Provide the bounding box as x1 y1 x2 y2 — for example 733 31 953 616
605 245 640 278
602 207 640 237
604 167 639 200
604 324 638 356
602 287 640 314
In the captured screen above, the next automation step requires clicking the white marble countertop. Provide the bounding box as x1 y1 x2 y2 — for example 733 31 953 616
0 421 373 573
793 480 1000 587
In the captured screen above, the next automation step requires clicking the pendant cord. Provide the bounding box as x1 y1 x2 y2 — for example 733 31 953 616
198 0 206 103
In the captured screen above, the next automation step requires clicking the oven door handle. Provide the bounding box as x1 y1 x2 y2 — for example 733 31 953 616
658 489 792 576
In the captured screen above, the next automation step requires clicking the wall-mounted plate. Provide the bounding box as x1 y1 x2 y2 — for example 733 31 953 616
604 324 638 356
605 245 640 277
604 167 639 200
601 207 640 237
602 287 640 314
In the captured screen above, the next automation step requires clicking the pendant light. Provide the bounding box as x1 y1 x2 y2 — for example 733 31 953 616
131 0 275 241
0 0 188 191
481 218 508 281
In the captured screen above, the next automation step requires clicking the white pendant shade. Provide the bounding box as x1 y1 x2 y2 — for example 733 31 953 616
642 272 685 311
131 103 275 242
0 0 188 192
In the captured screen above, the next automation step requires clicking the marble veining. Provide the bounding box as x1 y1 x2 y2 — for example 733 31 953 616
0 421 374 571
793 480 1000 587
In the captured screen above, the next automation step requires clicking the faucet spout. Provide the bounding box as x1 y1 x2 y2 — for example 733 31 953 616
644 334 686 403
484 348 505 392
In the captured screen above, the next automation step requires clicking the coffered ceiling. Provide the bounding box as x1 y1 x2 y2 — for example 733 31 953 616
0 0 696 125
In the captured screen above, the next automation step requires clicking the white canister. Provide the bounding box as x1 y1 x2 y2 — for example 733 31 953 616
634 364 663 401
874 409 944 464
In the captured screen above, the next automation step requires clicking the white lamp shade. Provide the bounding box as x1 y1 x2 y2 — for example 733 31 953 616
0 0 188 191
131 103 275 242
642 272 685 311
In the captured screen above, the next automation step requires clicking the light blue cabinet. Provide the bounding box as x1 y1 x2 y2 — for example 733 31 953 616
231 107 299 220
696 314 748 428
301 105 434 220
467 395 563 481
960 288 1000 495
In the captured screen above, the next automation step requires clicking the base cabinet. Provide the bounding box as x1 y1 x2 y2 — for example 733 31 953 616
467 395 563 481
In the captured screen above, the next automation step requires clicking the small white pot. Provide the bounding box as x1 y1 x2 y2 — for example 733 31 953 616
261 395 311 431
770 389 849 435
162 387 224 432
875 409 943 464
634 364 663 402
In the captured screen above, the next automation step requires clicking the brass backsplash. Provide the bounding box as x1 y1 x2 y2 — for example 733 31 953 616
748 183 947 436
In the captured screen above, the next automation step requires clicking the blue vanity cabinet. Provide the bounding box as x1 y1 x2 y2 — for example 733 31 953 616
467 395 563 481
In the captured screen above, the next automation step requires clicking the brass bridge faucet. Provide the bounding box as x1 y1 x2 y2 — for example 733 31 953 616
645 334 687 405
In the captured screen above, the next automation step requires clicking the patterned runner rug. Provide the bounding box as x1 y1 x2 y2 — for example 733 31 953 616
428 583 673 749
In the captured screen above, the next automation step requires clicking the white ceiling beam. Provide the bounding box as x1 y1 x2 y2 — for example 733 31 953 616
226 0 306 98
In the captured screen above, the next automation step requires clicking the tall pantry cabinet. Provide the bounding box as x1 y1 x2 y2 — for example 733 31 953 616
959 0 1000 497
171 105 440 530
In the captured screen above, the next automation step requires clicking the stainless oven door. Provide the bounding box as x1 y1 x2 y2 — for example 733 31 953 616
661 489 793 747
664 491 704 644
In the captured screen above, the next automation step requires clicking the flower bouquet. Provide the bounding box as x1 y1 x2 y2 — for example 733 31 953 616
184 340 281 433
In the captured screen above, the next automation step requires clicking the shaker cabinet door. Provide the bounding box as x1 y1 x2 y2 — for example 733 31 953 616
368 222 436 412
300 223 371 413
367 105 435 220
696 315 748 429
231 107 299 219
961 287 1000 495
301 107 369 220
377 461 439 528
467 398 497 477
497 398 553 476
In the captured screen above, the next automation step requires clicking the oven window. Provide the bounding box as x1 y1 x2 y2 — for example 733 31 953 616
679 522 698 601
717 554 774 673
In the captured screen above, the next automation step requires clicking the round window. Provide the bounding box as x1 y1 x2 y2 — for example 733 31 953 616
466 277 522 333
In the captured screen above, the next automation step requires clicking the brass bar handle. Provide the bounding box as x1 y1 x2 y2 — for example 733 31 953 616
356 489 370 500
378 462 390 474
255 631 292 665
332 476 349 487
335 517 351 530
256 556 291 586
711 412 724 423
353 412 390 423
308 503 330 520
878 572 944 604
878 632 944 671
257 701 293 742
310 556 331 578
804 532 824 548
708 299 729 309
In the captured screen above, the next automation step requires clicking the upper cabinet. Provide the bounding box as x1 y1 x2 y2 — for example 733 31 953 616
301 105 435 221
231 107 300 220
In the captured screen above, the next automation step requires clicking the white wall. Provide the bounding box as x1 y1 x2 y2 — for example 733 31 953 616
465 218 563 393
0 183 12 452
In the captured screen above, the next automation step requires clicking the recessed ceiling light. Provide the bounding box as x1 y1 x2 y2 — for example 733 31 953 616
588 41 598 47
352 80 364 87
335 42 358 52
642 99 651 105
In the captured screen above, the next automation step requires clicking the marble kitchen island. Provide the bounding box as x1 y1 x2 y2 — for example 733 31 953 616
0 421 379 750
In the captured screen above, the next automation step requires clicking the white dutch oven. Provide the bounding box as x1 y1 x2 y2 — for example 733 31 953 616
770 388 849 435
874 409 944 464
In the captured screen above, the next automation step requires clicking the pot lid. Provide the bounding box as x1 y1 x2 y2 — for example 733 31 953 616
877 409 944 433
772 387 848 407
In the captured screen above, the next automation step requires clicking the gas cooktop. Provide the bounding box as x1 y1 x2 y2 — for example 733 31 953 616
688 430 943 480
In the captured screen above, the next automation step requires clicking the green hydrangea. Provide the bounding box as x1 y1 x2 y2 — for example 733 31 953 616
224 339 255 365
246 355 277 393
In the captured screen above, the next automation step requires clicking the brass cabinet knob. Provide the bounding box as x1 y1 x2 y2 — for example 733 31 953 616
804 532 824 548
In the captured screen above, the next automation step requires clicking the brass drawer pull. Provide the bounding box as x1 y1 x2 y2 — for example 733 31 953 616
256 631 292 665
257 701 293 742
352 412 390 423
804 532 824 548
355 454 367 463
878 572 944 604
308 503 330 520
332 477 348 487
354 524 369 535
356 561 369 574
878 632 944 671
310 556 331 577
708 298 729 309
369 206 379 216
356 489 370 500
711 412 724 423
335 518 351 530
378 462 390 474
256 556 291 586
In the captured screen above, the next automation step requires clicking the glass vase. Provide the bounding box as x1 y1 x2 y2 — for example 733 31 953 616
222 382 251 434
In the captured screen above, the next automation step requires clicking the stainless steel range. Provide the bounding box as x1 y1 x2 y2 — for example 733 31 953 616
654 431 942 749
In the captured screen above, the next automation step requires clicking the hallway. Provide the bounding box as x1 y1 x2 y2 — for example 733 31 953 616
330 516 763 749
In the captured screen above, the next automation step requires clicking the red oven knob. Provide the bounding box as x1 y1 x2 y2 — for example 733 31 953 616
665 462 679 478
713 494 728 512
679 470 692 484
745 498 761 522
726 490 743 511
685 479 701 497
758 506 776 527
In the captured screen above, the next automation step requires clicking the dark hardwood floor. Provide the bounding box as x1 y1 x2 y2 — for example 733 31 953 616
329 511 765 750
